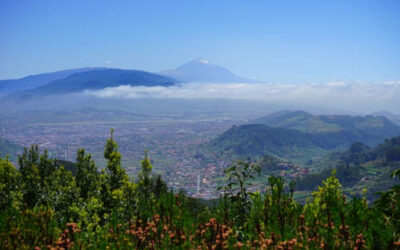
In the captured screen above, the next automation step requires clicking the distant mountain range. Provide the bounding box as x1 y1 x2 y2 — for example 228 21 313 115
161 58 258 83
252 110 400 138
0 58 258 97
7 69 178 98
0 68 105 96
207 111 400 164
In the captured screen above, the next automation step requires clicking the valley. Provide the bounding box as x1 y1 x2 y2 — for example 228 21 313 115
2 108 400 200
0 113 243 198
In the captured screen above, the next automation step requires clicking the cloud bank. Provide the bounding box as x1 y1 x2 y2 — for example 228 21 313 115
84 82 400 114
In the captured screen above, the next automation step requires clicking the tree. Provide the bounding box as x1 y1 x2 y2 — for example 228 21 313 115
104 128 127 191
221 161 261 227
100 129 131 217
308 170 344 215
304 170 345 248
0 157 21 209
47 165 79 219
76 149 99 199
374 168 400 241
18 145 42 208
136 151 156 219
262 175 298 239
138 150 153 194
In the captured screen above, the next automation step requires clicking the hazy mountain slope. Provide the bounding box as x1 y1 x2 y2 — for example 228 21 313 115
161 58 258 83
251 110 400 147
252 110 335 133
0 137 23 160
9 69 178 97
0 68 104 95
372 111 400 125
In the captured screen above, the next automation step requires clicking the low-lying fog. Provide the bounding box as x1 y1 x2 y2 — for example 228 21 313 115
84 81 400 115
1 81 399 119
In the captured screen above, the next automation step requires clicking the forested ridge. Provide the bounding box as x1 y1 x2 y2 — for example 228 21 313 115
295 137 400 200
1 130 400 249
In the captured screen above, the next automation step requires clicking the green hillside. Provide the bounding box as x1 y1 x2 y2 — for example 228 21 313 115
206 117 400 201
207 124 327 164
296 136 400 200
207 111 400 164
206 118 400 165
252 110 339 133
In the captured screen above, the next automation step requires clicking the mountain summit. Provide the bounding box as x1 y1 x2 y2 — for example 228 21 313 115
161 58 258 83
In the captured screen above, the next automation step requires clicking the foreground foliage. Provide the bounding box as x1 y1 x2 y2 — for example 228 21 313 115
1 131 400 249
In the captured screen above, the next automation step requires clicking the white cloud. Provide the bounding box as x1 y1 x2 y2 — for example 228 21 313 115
84 81 400 113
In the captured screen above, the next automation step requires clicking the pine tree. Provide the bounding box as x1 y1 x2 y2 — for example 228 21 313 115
76 148 99 200
18 145 42 208
0 157 20 209
104 128 127 191
138 150 152 194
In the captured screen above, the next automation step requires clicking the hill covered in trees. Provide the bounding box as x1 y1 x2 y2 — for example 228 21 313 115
296 136 400 200
206 124 326 164
1 130 400 249
207 111 400 165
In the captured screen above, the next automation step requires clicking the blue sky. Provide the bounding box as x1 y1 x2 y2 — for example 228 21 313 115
0 0 399 82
